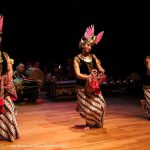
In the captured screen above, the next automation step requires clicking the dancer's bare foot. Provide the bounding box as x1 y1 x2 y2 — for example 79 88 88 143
84 126 90 130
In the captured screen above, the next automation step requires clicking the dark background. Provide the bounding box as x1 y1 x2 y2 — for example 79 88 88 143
1 1 150 77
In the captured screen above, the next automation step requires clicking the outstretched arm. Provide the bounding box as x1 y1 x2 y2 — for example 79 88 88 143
73 57 89 80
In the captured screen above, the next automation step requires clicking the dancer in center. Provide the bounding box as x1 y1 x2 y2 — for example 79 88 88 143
73 24 106 129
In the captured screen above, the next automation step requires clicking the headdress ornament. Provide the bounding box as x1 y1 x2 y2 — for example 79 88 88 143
0 15 3 35
79 24 104 48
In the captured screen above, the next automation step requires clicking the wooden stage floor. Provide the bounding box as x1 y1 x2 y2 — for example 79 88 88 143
0 93 150 150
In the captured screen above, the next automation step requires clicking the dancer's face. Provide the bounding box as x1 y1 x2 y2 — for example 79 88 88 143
145 58 150 71
83 42 92 53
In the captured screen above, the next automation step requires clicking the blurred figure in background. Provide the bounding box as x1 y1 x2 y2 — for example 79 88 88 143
13 63 28 79
27 61 45 87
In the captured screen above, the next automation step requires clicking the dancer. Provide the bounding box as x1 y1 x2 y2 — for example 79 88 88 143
141 55 150 119
73 24 106 129
0 15 20 142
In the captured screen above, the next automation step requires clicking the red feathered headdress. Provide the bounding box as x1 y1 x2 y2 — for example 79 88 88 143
0 15 3 35
79 24 104 48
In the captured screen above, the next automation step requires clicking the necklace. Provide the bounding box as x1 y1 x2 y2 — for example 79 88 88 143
80 54 92 62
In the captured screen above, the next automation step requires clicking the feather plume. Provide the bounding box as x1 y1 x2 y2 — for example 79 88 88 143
0 15 3 33
94 31 104 44
84 24 94 40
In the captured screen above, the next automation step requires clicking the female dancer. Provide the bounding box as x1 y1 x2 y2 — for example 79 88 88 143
73 25 106 129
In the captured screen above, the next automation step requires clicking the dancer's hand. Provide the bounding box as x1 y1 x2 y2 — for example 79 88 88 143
92 69 97 74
